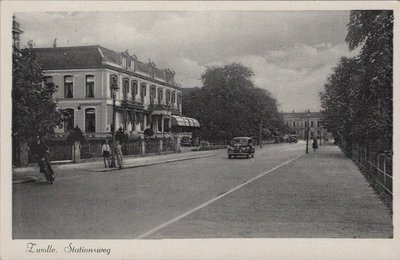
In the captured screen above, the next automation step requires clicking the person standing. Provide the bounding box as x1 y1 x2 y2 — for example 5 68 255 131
312 137 318 151
115 140 124 169
101 140 111 168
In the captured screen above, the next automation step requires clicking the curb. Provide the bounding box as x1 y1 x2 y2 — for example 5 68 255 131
12 176 40 184
93 154 216 172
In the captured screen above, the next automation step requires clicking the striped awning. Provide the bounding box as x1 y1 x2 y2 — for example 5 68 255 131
171 115 200 128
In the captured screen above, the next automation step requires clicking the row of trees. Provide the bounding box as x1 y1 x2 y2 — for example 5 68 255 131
183 63 287 141
320 10 393 155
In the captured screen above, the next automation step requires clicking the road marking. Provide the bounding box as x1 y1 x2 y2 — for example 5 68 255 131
136 153 304 239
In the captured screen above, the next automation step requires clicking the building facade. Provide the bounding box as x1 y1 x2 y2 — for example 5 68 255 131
35 45 198 138
282 111 325 140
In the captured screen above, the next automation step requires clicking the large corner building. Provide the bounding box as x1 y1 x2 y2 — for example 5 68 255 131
35 45 199 138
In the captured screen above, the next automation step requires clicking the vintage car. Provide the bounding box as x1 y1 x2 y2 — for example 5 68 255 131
227 137 255 159
180 137 191 147
288 135 298 143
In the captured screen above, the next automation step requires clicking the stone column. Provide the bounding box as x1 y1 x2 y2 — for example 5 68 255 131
141 138 146 155
176 135 181 153
72 141 81 163
159 138 163 154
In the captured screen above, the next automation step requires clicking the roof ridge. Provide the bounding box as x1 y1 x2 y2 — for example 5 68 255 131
34 45 100 50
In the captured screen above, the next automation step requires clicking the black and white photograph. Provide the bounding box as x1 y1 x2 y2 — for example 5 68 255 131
1 1 399 259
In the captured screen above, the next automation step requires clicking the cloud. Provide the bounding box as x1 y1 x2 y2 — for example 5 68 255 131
16 11 354 111
228 44 358 111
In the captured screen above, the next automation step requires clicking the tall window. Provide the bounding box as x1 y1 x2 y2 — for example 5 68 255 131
86 75 94 98
85 108 96 133
123 79 129 101
158 88 163 103
150 86 156 104
110 74 118 98
171 91 176 105
305 121 308 128
166 90 171 104
64 76 73 98
177 93 182 108
140 83 146 101
311 121 314 127
64 108 74 133
292 121 296 128
131 81 138 101
139 113 144 131
158 116 162 132
317 121 321 127
43 76 54 88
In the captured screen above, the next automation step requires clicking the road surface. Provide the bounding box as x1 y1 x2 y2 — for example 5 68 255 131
12 142 392 238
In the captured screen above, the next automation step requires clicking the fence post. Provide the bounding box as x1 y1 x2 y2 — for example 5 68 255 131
377 154 380 180
159 139 163 154
141 138 146 155
383 156 387 186
72 141 81 163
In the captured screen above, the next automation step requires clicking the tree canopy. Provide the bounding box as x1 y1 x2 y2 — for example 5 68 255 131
183 63 286 140
321 10 393 154
12 44 64 142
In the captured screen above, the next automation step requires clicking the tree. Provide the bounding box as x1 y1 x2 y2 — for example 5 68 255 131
12 44 64 143
66 126 86 144
183 63 285 140
321 10 393 154
115 127 129 144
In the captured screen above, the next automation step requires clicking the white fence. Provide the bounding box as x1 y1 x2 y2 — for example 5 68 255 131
352 144 392 197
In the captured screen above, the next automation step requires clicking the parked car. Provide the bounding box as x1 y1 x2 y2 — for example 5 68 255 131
274 135 285 143
227 137 255 159
289 135 298 143
180 137 191 147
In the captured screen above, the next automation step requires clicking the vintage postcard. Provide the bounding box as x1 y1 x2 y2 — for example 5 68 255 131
1 1 399 259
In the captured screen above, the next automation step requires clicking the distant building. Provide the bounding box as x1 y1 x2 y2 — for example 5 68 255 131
12 16 23 50
35 45 200 138
282 111 325 140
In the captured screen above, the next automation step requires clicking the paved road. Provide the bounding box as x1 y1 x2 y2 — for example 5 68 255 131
12 142 392 239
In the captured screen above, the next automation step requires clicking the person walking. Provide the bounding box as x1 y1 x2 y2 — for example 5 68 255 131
31 136 55 184
115 140 124 169
312 137 318 151
101 139 111 168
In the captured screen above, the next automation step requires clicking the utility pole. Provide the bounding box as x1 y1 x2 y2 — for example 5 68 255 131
259 120 263 148
306 109 310 153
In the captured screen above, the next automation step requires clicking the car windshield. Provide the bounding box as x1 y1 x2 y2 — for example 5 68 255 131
233 138 249 145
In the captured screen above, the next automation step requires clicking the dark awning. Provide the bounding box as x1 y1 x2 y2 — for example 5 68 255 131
171 115 200 128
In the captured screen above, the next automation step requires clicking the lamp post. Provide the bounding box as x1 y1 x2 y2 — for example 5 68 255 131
259 120 263 148
110 75 119 168
306 109 310 153
319 127 322 146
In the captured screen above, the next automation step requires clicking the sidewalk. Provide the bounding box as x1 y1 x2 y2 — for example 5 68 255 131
12 150 217 184
285 143 393 237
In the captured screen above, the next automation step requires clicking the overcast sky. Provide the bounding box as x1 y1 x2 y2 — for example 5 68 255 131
17 11 358 112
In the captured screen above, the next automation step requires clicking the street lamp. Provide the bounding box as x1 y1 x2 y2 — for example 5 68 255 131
110 75 119 168
259 120 263 148
306 109 310 153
